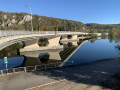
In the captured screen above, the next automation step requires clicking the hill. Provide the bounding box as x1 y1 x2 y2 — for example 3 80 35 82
0 11 120 33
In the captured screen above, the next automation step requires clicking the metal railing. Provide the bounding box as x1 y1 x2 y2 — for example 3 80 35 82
0 30 88 38
0 30 70 38
0 60 76 75
0 62 62 75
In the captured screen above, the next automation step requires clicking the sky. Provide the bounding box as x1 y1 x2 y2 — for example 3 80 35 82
0 0 120 24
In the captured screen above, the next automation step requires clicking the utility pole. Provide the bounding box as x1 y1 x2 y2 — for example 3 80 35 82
25 0 33 31
29 6 33 31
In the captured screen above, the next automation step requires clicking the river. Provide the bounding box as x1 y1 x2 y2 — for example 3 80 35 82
0 38 120 70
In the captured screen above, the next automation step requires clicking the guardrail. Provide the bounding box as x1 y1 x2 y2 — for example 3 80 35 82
0 61 75 75
0 62 62 75
0 30 89 38
0 30 71 38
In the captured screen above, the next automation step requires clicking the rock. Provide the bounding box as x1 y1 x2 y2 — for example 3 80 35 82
0 14 32 27
12 16 16 18
6 19 10 24
1 21 5 27
3 15 7 19
18 15 32 24
7 23 12 27
18 20 24 24
11 19 16 24
23 15 32 21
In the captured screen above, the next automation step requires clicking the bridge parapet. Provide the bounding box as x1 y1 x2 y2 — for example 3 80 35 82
0 30 102 38
0 30 90 38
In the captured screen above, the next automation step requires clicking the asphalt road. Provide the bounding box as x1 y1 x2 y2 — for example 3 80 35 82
0 59 120 90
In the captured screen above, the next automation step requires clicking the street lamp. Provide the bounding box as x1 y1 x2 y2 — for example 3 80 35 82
25 5 33 31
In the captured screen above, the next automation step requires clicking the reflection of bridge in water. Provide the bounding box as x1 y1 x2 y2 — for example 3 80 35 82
21 49 63 60
60 40 88 66
20 39 88 67
20 49 63 66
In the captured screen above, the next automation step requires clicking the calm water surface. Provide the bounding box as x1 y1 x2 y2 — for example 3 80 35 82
0 38 120 70
64 39 120 66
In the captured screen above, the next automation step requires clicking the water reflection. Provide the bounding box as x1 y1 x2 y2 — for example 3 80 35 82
0 39 83 70
0 57 24 70
1 37 120 70
0 43 22 59
20 49 63 61
108 36 120 43
64 38 120 66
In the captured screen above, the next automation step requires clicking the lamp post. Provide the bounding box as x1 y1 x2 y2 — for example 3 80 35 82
25 5 33 31
29 6 33 31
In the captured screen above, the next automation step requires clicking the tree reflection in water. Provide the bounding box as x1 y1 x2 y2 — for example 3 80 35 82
0 43 22 59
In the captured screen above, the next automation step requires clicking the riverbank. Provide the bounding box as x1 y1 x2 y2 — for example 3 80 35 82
0 59 120 90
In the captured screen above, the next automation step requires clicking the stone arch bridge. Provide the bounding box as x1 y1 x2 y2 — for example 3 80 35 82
0 30 101 50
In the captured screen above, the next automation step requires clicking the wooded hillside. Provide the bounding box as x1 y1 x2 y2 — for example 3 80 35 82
0 11 120 33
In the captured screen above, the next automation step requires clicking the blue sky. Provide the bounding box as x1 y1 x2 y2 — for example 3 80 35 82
0 0 120 24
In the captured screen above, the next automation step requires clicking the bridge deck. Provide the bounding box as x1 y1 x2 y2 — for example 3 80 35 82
0 30 101 50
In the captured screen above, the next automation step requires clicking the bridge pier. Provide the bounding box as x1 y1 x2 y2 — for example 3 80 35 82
60 41 78 46
48 52 61 60
72 35 78 40
60 35 79 42
47 37 61 47
20 36 63 52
